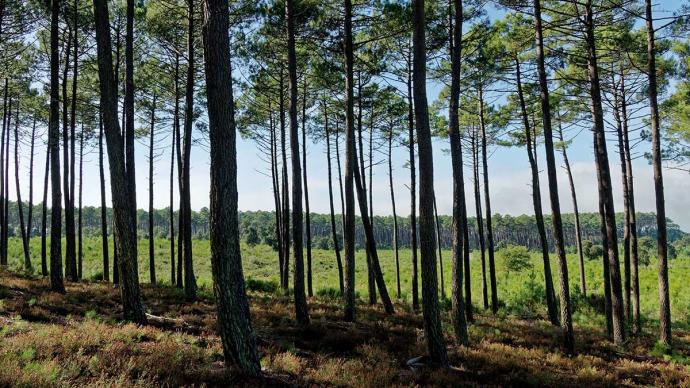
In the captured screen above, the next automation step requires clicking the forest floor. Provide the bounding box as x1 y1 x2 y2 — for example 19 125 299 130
1 269 690 387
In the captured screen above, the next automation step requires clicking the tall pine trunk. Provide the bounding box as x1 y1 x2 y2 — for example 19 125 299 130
472 128 488 309
301 78 313 298
49 0 64 292
645 0 671 346
41 144 50 276
387 126 401 299
201 0 261 373
14 104 32 271
99 118 109 281
63 24 77 281
148 94 157 285
325 103 344 293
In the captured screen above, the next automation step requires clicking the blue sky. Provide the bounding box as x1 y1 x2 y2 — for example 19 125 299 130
6 1 690 232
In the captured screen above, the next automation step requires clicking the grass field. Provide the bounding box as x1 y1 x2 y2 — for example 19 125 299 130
5 236 690 328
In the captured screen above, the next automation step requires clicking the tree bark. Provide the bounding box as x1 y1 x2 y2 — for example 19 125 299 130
182 0 197 300
472 130 488 310
645 0 671 346
77 128 83 279
301 77 313 298
286 0 310 325
407 56 419 312
27 116 36 258
515 58 558 325
99 117 109 282
343 0 357 322
41 144 49 276
325 103 344 293
149 94 157 285
388 125 401 299
70 0 79 279
534 0 574 352
14 104 32 271
413 0 449 367
0 79 6 268
63 23 77 281
49 0 64 292
201 0 262 373
582 0 624 345
93 0 146 323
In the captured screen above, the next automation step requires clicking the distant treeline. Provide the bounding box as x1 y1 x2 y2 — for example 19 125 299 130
4 201 685 251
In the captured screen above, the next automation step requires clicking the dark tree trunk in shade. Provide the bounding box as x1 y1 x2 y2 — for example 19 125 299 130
28 117 37 260
534 0 574 352
99 117 109 282
286 0 309 325
335 128 345 235
279 70 290 291
343 0 357 322
269 106 283 283
645 0 671 346
93 0 146 323
201 0 262 373
174 54 183 288
0 80 6 267
49 0 64 292
600 195 613 339
70 0 79 279
325 103 344 293
169 91 176 286
412 0 449 367
434 196 444 299
182 0 197 300
448 0 470 344
582 0 624 345
78 129 84 279
515 58 558 325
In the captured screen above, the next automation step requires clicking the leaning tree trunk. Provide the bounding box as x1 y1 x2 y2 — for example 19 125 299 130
645 0 671 346
48 0 64 292
516 58 558 325
286 0 309 325
201 0 262 373
99 118 109 282
534 0 574 352
93 0 146 323
413 0 448 367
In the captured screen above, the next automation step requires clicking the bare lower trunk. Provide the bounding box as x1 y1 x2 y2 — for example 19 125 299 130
325 105 344 293
14 104 32 271
408 60 419 312
41 140 50 276
99 118 109 282
149 95 157 285
472 130 488 310
388 129 401 299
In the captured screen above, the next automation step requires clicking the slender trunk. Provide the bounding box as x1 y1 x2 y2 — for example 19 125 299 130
343 0 357 321
645 0 671 345
335 128 345 235
408 56 419 312
613 78 631 328
201 0 262 373
582 0 624 345
174 52 183 288
149 94 156 285
93 0 146 323
301 77 313 298
63 24 77 281
515 58 558 325
388 127 401 299
412 0 449 366
621 67 640 334
472 130 488 309
28 117 36 252
325 103 344 293
99 117 109 282
169 93 176 286
41 144 49 276
49 0 64 292
70 0 79 280
0 80 6 268
286 0 309 325
279 70 290 291
357 75 376 305
182 0 197 300
14 104 32 271
557 115 585 297
78 128 83 279
478 86 498 314
269 108 283 282
600 195 613 338
434 196 444 299
535 0 574 352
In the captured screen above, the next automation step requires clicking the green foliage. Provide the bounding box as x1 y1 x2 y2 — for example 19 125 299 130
245 278 278 294
582 240 603 261
499 245 533 272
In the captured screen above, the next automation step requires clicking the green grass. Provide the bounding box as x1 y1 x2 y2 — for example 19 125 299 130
6 236 690 325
